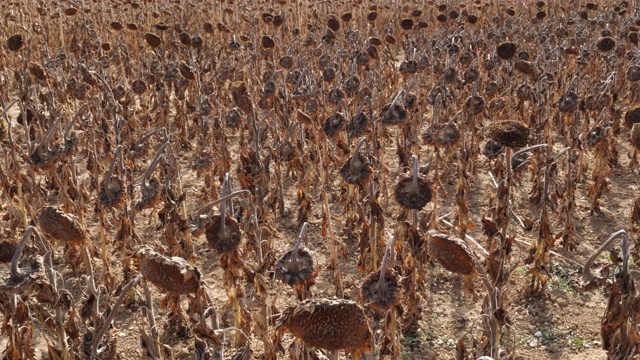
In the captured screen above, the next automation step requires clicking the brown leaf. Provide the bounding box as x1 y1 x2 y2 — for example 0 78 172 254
482 217 499 238
455 337 468 360
194 338 213 360
65 308 80 341
47 344 63 360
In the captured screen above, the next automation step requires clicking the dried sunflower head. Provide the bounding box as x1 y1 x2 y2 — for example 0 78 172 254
486 120 530 148
37 206 85 245
586 125 608 147
340 151 373 187
496 42 517 60
7 34 23 51
466 95 485 116
347 111 369 137
134 247 201 294
596 36 616 52
274 247 317 291
323 112 346 138
380 103 407 125
99 177 125 208
276 298 373 356
394 173 433 210
630 123 640 150
360 268 402 313
423 120 461 148
483 139 505 159
205 214 242 254
426 231 475 276
625 107 640 128
627 65 640 81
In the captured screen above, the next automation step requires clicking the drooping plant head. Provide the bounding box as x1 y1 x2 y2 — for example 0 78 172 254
340 137 373 187
0 226 45 295
393 155 433 210
274 222 317 298
485 120 530 149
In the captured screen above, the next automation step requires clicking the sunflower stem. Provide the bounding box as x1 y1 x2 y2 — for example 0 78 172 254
291 222 308 264
582 229 627 282
92 275 142 358
378 236 395 289
10 226 33 280
220 175 229 232
411 154 419 191
350 137 367 169
105 145 122 186
141 141 169 189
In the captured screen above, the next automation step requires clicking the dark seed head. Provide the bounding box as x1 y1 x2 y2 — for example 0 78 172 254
486 120 530 148
427 231 475 276
394 173 433 210
596 37 616 52
7 34 23 51
496 42 517 60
